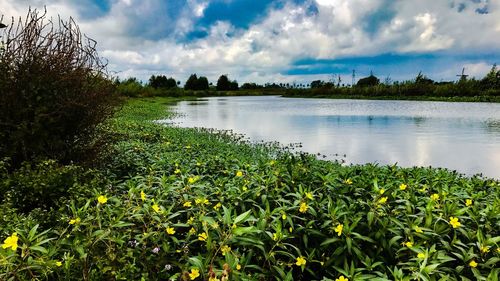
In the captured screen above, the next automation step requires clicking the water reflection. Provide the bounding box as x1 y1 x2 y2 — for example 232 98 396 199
162 96 500 178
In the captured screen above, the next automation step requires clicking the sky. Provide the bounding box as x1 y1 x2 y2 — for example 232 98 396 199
1 0 499 85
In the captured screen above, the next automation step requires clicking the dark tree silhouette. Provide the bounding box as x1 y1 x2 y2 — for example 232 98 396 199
357 73 380 87
149 75 177 89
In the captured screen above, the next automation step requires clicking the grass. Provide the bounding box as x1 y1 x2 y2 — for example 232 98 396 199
1 97 499 281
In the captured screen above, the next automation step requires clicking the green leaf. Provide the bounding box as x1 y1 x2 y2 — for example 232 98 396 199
232 226 257 236
321 237 340 247
29 245 47 254
234 210 252 225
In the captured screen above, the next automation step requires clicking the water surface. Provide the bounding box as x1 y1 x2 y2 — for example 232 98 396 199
163 96 500 178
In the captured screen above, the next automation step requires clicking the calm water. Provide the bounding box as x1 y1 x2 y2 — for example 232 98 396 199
163 96 500 178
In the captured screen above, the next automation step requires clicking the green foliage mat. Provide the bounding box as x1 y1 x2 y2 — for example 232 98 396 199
1 97 499 281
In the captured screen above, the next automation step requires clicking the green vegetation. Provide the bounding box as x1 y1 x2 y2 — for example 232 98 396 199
115 66 500 102
1 97 499 280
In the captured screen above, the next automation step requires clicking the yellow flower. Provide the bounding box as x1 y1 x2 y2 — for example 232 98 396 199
417 252 426 259
236 264 242 270
213 202 222 210
195 198 209 205
242 186 248 191
174 168 181 174
187 217 195 224
55 261 63 267
188 177 197 184
198 232 208 241
414 226 423 233
273 233 279 241
466 199 473 206
405 241 413 248
183 201 192 207
336 276 349 281
480 246 490 253
305 192 313 200
469 260 478 268
221 245 231 256
140 191 146 201
97 195 108 204
2 233 18 251
69 217 81 225
344 179 353 185
379 189 385 194
299 202 308 213
399 184 407 190
289 227 293 233
430 193 440 201
166 227 175 235
449 217 461 228
295 256 307 266
189 268 200 280
334 224 343 236
282 213 287 220
152 204 161 213
189 227 196 235
378 197 388 204
236 171 243 177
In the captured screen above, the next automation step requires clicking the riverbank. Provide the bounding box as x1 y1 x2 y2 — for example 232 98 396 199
134 89 500 103
280 92 500 103
1 97 499 280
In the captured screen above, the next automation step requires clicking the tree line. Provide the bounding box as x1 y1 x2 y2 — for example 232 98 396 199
114 65 500 99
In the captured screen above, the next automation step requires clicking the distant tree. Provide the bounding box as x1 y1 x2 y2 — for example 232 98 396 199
310 80 324 88
116 78 144 97
265 83 281 89
185 74 209 90
229 80 239 90
415 72 434 85
149 75 177 89
184 74 198 90
323 82 335 88
216 75 231 91
196 76 209 90
357 73 380 87
480 64 500 89
241 83 263 89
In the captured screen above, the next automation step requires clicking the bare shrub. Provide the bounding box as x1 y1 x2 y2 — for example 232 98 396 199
0 9 120 167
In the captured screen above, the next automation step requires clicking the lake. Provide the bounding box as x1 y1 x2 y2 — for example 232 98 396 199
163 96 500 178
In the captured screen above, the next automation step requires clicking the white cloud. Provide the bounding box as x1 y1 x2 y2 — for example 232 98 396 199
1 0 498 84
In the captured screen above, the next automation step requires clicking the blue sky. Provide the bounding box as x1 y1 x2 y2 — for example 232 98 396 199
1 0 499 84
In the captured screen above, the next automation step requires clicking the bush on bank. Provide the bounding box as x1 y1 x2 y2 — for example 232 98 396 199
0 9 119 168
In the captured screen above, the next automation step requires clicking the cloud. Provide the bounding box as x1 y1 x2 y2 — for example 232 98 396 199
0 0 498 84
